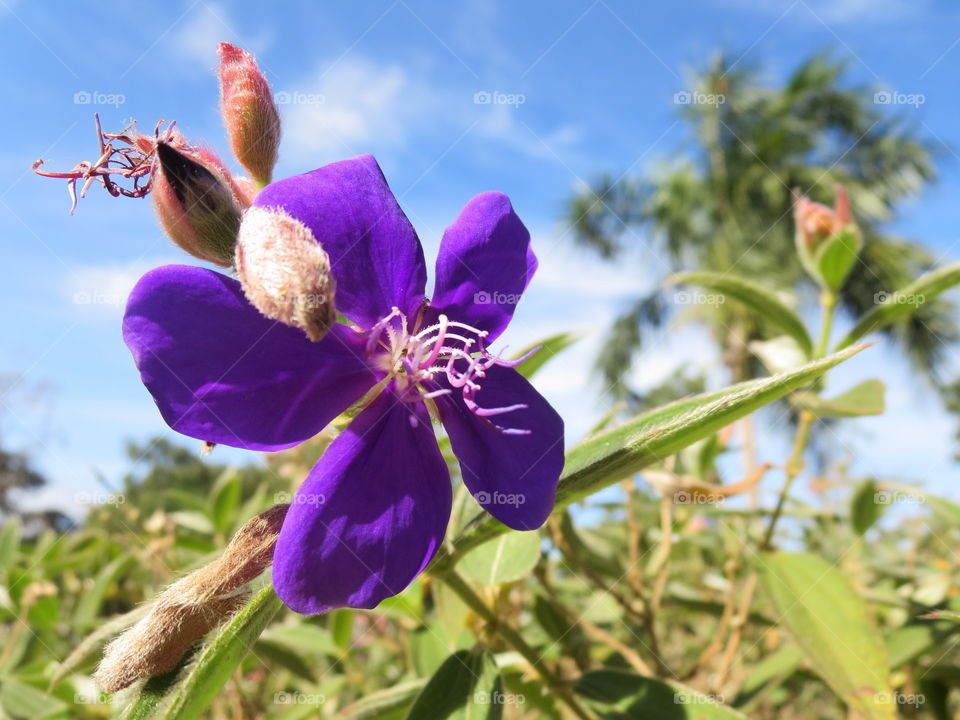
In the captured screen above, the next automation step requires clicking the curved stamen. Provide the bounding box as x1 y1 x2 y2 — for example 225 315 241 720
363 310 535 434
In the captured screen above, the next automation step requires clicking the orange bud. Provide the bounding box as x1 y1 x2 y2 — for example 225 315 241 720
218 43 281 186
792 184 853 252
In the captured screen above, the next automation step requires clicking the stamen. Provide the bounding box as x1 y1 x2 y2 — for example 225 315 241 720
363 309 535 434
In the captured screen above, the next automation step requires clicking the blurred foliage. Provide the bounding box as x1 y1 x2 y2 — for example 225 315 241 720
565 53 958 398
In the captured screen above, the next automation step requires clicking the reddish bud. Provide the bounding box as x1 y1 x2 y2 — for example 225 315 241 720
235 206 337 341
218 43 281 186
152 142 246 267
793 184 854 252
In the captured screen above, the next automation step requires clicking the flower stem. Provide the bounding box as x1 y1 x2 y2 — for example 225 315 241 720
814 290 837 358
439 569 596 720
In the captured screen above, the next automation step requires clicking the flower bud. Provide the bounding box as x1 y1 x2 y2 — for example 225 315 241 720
793 184 853 252
218 43 281 187
152 142 244 267
235 206 337 341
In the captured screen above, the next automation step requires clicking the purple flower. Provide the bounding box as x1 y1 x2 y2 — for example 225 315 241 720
123 155 564 614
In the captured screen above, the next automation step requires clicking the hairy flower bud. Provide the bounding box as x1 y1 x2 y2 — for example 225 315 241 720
218 42 281 186
95 505 288 693
152 142 245 267
235 206 337 341
793 184 853 252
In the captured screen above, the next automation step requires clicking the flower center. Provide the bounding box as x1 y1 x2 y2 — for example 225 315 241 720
364 307 533 435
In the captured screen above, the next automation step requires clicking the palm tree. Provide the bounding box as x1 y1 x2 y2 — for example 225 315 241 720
566 54 957 401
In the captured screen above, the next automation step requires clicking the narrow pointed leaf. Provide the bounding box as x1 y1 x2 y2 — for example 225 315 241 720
670 271 813 355
431 346 866 569
513 331 581 379
836 262 960 350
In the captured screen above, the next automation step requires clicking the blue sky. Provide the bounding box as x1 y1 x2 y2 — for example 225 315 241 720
2 0 960 515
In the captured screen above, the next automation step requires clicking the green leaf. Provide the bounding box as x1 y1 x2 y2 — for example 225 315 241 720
431 346 866 570
124 585 283 720
458 532 541 585
405 648 503 720
0 517 21 581
814 226 862 292
755 552 894 719
670 271 813 355
794 378 885 418
209 470 242 535
339 679 427 720
0 678 68 720
73 554 135 626
408 626 450 677
919 610 960 624
850 480 885 535
835 261 960 350
513 332 580 379
575 669 745 719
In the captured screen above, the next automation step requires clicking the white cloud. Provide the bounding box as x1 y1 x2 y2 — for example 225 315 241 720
279 55 581 169
65 259 173 317
717 0 923 24
172 3 272 69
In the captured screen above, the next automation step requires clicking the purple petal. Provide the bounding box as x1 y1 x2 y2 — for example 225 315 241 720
429 192 537 341
438 365 563 530
123 265 379 451
273 387 451 614
254 155 427 329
